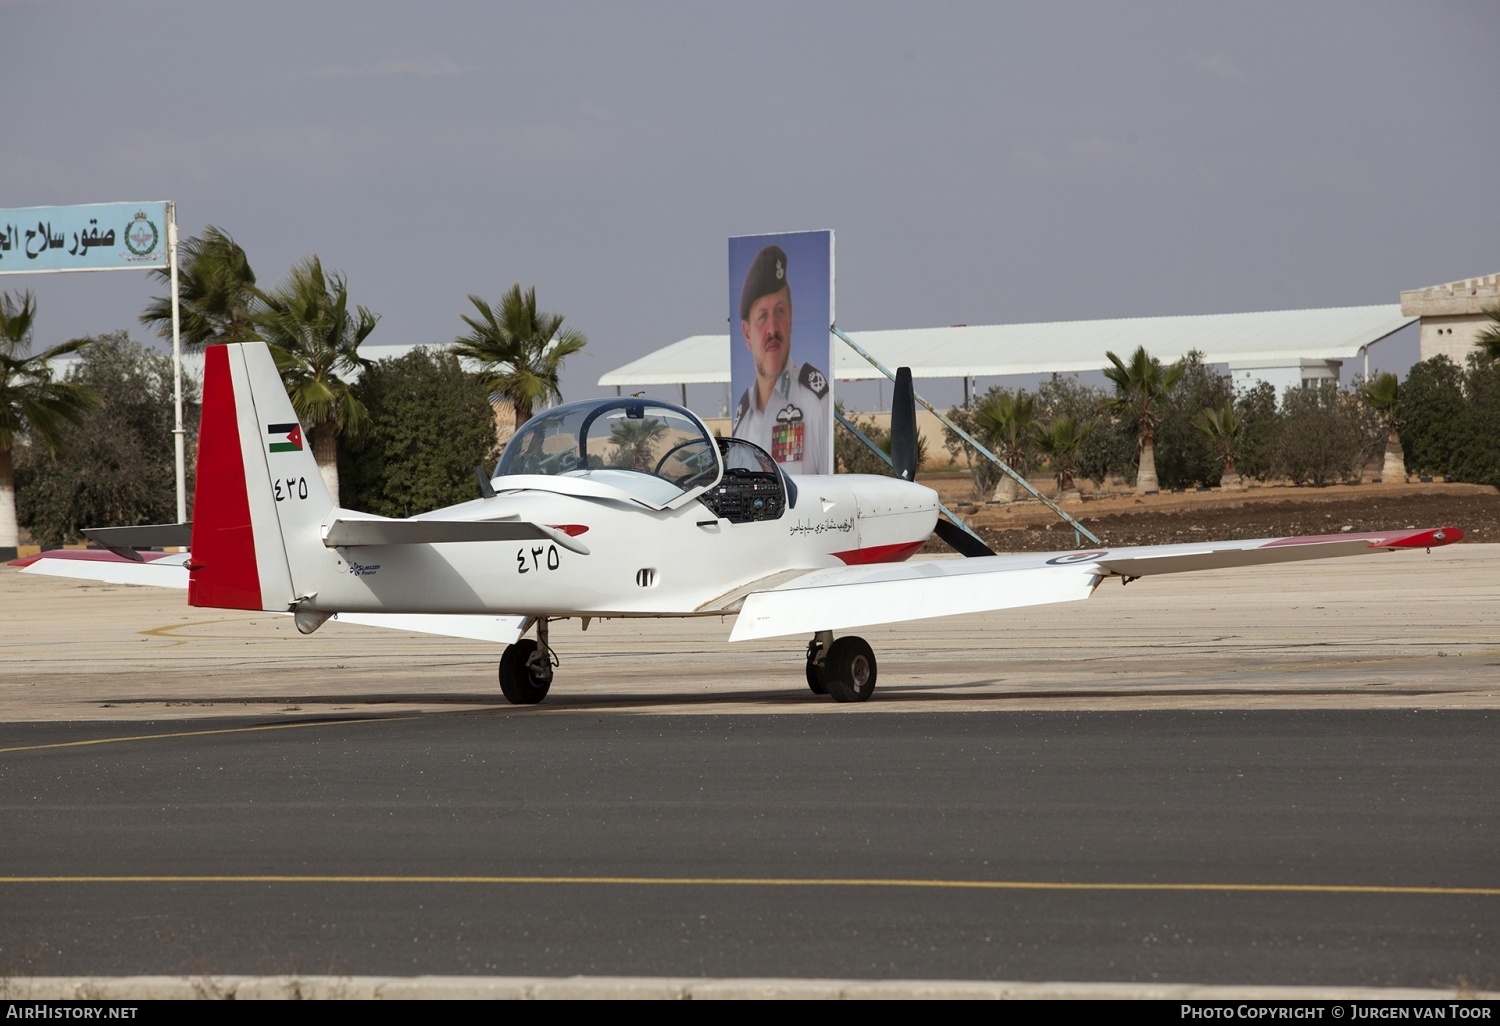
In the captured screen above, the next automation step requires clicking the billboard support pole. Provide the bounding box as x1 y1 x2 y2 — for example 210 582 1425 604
167 204 185 525
831 325 1100 546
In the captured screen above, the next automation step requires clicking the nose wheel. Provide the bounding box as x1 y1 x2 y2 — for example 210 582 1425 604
805 633 877 703
499 619 555 705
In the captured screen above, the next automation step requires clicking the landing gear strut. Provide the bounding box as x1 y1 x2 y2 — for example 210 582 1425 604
806 631 877 703
499 618 555 705
804 631 831 695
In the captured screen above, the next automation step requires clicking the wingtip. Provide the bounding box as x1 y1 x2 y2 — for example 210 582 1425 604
1382 526 1464 548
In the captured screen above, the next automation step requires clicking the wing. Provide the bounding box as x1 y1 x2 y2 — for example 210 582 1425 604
727 527 1462 642
10 549 526 645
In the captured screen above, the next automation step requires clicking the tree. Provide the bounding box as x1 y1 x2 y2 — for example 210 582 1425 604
1154 352 1234 489
254 256 377 504
1035 373 1134 487
1232 381 1281 482
0 292 99 553
338 348 498 518
1102 346 1186 494
1032 415 1091 497
140 226 260 347
15 333 197 547
1196 403 1244 489
608 417 668 470
941 390 1005 497
972 389 1036 502
1398 355 1466 480
1474 306 1500 362
451 283 587 427
1454 353 1500 486
1358 372 1406 483
1276 382 1368 487
835 407 927 476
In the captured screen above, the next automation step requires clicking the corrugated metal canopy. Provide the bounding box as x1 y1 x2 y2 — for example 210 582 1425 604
597 305 1415 385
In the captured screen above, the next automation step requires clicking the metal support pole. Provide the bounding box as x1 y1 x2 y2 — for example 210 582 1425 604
831 326 1100 546
168 204 186 526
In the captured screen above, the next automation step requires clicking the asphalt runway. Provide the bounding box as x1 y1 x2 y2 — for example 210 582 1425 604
2 546 1498 997
2 710 1497 989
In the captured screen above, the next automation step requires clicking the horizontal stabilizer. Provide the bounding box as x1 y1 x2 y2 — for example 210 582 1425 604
322 517 590 555
13 549 191 588
13 551 525 644
82 523 192 562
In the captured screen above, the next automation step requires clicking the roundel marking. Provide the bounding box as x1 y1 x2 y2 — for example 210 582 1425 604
1045 550 1109 565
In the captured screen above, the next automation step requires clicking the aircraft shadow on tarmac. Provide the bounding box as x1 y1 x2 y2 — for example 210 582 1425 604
88 680 1468 714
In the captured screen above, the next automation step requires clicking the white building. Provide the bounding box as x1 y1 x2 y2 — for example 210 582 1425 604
1401 273 1500 366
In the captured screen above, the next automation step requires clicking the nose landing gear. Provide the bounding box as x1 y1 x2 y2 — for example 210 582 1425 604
499 618 556 705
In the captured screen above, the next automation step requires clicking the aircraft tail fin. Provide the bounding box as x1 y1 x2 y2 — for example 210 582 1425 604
188 343 333 612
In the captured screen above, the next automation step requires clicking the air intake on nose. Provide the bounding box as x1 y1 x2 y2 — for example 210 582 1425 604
636 568 657 588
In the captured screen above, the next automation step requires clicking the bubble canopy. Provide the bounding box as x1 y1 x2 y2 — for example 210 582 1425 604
494 397 729 507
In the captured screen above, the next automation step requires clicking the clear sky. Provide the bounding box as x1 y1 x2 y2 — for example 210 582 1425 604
3 0 1496 412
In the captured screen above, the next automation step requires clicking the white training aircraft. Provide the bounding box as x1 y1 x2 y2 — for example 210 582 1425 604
15 341 1462 704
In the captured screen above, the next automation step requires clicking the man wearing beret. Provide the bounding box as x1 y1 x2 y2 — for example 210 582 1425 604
731 244 831 475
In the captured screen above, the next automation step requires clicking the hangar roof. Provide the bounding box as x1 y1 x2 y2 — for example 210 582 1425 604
597 305 1415 386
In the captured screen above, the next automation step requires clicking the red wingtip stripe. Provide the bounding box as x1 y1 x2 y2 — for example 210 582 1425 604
1380 526 1463 548
187 346 263 610
1261 526 1464 550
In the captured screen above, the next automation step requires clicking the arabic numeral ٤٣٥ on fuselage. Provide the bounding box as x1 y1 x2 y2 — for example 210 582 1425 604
516 544 561 574
273 477 309 502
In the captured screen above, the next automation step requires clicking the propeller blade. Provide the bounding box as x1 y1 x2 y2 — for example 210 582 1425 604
934 516 997 558
890 366 917 481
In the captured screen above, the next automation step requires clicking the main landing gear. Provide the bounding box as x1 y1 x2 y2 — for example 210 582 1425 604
500 620 878 705
805 630 877 703
498 618 555 705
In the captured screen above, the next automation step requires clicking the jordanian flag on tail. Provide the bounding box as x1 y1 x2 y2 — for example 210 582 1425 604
267 423 304 453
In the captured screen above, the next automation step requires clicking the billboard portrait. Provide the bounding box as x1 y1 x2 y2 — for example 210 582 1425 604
728 229 834 475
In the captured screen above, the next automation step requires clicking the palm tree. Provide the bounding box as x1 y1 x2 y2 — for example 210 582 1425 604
973 389 1036 503
1103 345 1185 495
608 418 667 470
1032 415 1091 499
0 292 100 553
254 257 377 504
1358 371 1406 483
451 284 587 427
140 226 261 347
1196 403 1245 489
1475 306 1500 362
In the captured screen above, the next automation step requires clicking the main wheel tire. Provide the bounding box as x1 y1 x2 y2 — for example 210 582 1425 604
498 639 552 705
805 657 828 695
823 636 877 703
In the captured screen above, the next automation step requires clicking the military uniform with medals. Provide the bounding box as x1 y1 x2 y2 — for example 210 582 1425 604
733 361 830 475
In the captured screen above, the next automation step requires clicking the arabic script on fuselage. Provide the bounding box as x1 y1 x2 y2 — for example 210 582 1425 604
790 517 854 536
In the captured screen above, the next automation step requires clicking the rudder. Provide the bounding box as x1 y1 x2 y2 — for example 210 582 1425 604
188 343 332 611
